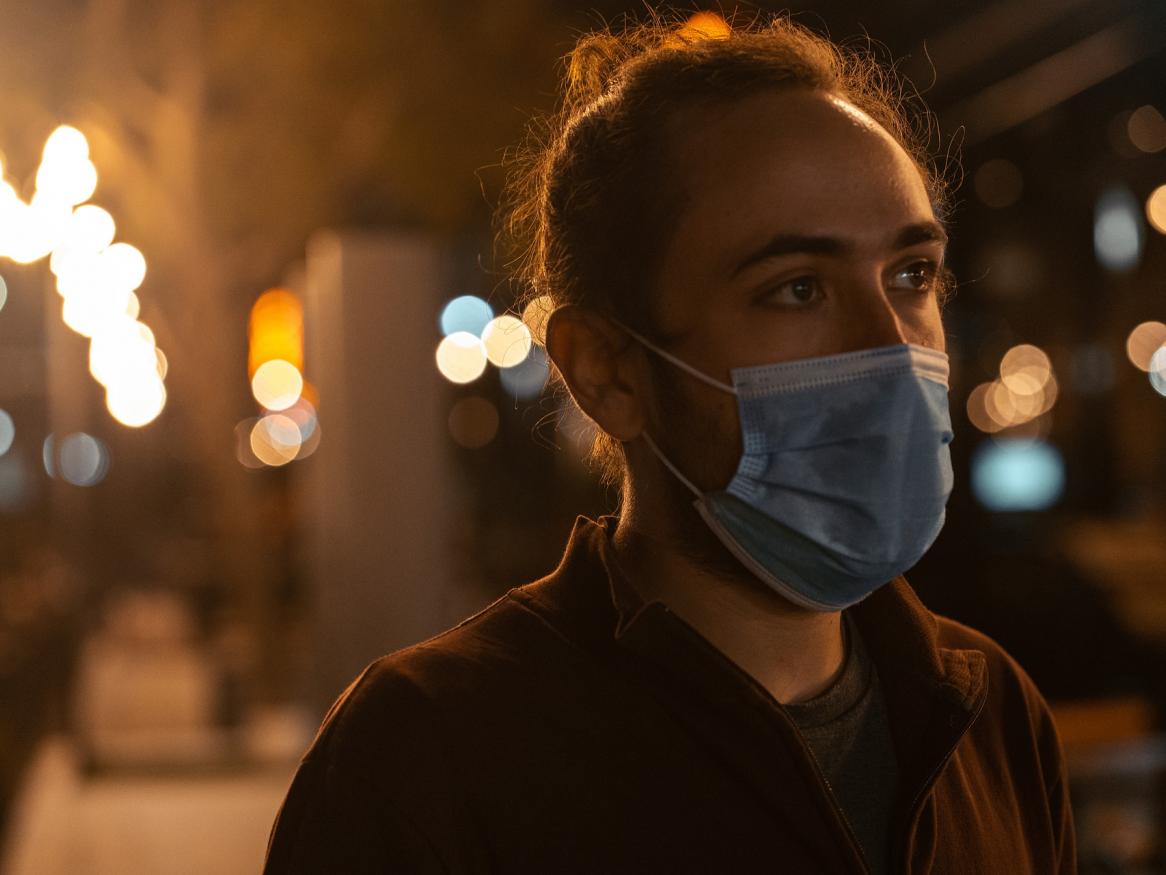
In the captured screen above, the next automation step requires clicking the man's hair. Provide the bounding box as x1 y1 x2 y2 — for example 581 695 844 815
496 6 959 488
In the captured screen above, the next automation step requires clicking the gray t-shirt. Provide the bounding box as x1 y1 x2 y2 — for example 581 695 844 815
783 611 899 875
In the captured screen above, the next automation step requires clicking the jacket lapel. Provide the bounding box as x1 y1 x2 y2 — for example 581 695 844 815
851 579 989 870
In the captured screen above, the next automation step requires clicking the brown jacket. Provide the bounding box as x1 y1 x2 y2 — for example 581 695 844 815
265 515 1076 873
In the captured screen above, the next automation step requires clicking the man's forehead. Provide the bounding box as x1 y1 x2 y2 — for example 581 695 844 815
671 90 929 205
657 88 942 285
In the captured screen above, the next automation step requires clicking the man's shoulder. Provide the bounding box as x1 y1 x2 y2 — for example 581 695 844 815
313 578 592 750
265 592 557 873
346 585 561 705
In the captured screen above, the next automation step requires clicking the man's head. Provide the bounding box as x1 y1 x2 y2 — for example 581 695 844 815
498 11 957 532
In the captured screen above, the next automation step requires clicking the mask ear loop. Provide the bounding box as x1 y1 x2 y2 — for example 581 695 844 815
610 318 734 501
639 431 704 500
612 320 737 396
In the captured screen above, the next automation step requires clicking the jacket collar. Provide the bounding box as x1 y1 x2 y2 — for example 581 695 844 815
587 513 985 706
515 513 989 860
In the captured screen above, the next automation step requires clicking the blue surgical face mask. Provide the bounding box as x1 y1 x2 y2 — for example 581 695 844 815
618 323 955 611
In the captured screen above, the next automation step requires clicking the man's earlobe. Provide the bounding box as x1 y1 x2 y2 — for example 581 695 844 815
545 306 644 443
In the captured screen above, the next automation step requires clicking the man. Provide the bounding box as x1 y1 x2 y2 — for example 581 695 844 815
265 13 1076 873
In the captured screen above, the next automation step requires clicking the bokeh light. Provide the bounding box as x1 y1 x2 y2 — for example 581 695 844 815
1125 321 1166 371
0 453 30 512
42 434 55 477
251 359 304 411
71 204 116 248
966 382 1004 433
448 396 500 449
58 432 109 487
997 412 1053 442
0 274 7 313
435 331 487 384
999 343 1052 390
35 151 98 207
481 315 533 368
1094 186 1144 272
88 319 158 388
102 242 147 291
250 414 301 466
280 397 319 441
0 409 13 456
972 438 1065 511
238 273 314 455
294 420 322 461
275 396 322 461
966 344 1058 433
299 379 320 411
1127 105 1166 154
234 418 264 469
1145 185 1166 235
105 376 167 427
5 196 71 264
249 288 303 376
1150 347 1166 397
42 125 89 163
973 159 1023 208
499 344 550 400
57 204 116 258
62 289 127 338
520 295 555 346
439 295 493 337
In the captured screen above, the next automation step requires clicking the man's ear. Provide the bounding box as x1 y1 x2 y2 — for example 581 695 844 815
544 305 645 443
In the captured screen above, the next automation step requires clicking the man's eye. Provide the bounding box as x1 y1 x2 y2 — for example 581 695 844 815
759 276 822 307
891 261 940 293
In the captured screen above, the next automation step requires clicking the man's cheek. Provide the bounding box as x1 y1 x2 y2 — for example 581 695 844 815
706 399 745 488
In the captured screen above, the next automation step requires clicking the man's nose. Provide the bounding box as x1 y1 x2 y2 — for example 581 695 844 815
837 282 908 352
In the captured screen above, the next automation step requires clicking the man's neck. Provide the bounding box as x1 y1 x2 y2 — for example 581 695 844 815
611 506 846 705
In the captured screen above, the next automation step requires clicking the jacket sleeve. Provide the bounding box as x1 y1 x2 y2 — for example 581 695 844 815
262 662 460 874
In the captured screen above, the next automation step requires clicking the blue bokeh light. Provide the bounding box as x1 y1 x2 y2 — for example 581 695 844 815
971 438 1065 512
59 432 110 487
0 453 30 512
439 295 493 338
0 409 13 457
1093 186 1143 273
499 345 550 400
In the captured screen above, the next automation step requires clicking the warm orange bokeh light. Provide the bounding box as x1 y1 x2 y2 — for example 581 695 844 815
967 344 1059 434
1126 321 1166 372
1147 184 1166 235
249 288 303 377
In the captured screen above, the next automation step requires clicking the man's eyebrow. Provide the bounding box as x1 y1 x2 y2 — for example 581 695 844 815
729 221 950 279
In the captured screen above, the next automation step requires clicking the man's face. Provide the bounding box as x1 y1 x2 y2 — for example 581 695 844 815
640 87 949 494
